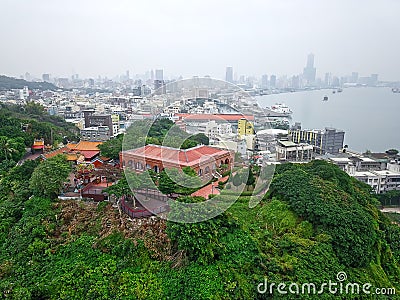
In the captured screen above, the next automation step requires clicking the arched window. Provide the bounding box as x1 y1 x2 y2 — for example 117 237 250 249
205 166 210 174
128 160 133 167
225 158 230 165
198 169 203 176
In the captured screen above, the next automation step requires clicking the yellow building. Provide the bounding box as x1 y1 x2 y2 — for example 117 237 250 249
238 118 254 138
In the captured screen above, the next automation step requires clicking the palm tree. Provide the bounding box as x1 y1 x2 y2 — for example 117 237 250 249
0 137 16 161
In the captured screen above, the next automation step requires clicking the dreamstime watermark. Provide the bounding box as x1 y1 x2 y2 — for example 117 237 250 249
257 272 396 296
122 77 276 223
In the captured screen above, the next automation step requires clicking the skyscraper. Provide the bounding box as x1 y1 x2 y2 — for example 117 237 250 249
261 74 268 89
351 72 359 84
155 69 163 81
303 53 316 85
324 73 331 87
225 66 233 83
42 74 50 82
270 75 276 88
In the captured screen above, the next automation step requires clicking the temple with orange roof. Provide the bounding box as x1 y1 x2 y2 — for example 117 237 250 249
42 141 104 164
32 139 45 153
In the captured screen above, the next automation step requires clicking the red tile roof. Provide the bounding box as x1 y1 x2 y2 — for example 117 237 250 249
32 139 45 149
43 147 70 159
123 145 231 167
43 147 78 161
80 150 100 159
67 141 103 151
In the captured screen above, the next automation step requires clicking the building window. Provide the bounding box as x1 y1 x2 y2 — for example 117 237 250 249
198 169 203 176
205 166 210 174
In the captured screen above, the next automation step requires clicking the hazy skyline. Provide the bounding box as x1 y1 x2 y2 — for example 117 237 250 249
1 0 399 80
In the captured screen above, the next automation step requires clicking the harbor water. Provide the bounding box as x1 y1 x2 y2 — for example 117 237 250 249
256 87 400 153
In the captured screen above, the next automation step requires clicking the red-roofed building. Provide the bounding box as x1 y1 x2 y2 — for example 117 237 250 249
41 141 103 164
32 139 45 153
120 144 233 179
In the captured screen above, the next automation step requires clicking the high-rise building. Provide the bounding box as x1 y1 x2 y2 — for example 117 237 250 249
291 75 300 89
225 66 233 83
155 69 163 81
289 127 345 154
42 74 50 82
269 75 277 88
261 74 268 89
351 72 359 83
154 80 166 95
324 73 332 87
303 53 316 85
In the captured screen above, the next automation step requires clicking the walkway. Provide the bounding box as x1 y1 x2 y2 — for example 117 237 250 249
191 176 229 198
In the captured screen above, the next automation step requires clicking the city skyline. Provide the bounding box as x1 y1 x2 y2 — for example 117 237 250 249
1 0 400 81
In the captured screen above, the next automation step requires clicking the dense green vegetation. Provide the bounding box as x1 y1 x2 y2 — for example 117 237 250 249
29 155 72 198
0 75 58 90
0 102 79 145
0 103 79 172
0 159 399 299
379 190 400 206
0 136 26 163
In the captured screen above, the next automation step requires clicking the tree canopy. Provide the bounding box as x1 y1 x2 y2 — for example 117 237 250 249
29 155 72 199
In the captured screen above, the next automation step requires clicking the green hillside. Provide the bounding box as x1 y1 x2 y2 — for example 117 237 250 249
0 103 79 173
0 160 399 299
0 75 58 91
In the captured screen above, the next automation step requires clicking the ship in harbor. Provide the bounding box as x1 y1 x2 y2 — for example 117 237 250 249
264 103 292 117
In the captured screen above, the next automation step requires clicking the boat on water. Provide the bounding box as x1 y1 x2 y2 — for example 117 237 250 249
267 103 292 116
332 90 336 94
323 96 328 101
337 88 343 93
392 88 400 93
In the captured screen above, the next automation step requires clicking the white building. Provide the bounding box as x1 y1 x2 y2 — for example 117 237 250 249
353 170 400 194
276 140 313 162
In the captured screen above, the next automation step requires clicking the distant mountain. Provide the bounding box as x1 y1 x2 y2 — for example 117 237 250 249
0 75 58 91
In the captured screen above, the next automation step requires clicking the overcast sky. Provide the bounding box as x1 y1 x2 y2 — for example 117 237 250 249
1 0 399 80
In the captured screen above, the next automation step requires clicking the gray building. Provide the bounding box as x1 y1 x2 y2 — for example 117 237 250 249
290 127 345 154
303 53 316 85
83 110 114 137
225 66 233 83
80 126 111 141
